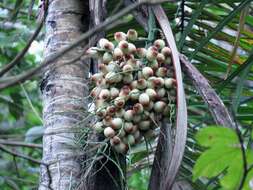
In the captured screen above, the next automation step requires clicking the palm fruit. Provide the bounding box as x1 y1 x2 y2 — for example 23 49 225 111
127 29 138 41
139 93 150 106
114 32 127 42
154 39 166 50
142 67 154 79
111 118 123 129
89 30 177 155
104 127 115 138
118 40 129 53
154 101 167 113
110 136 121 146
113 48 124 60
161 47 171 57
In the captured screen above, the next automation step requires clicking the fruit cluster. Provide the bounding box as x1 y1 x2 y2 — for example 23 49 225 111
87 29 176 154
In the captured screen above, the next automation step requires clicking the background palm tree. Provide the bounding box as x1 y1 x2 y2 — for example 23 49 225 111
39 0 89 189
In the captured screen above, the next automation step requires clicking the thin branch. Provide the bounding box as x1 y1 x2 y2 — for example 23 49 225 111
0 0 167 91
237 130 247 190
20 83 43 123
0 139 104 166
1 176 37 185
232 116 248 190
0 144 44 165
13 156 20 178
124 0 149 32
0 142 52 189
0 3 35 17
0 140 42 149
110 0 124 15
0 51 90 89
0 18 44 77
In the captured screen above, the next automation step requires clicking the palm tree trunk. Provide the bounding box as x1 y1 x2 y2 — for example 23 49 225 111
39 0 89 189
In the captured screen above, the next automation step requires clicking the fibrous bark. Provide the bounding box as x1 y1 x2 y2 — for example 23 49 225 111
180 54 236 129
39 0 89 189
149 120 173 190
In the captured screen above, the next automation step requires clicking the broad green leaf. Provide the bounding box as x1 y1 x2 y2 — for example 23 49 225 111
194 126 253 190
195 126 238 147
220 152 243 189
242 151 253 190
193 146 240 181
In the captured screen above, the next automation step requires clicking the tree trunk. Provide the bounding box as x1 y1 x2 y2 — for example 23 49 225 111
39 0 89 189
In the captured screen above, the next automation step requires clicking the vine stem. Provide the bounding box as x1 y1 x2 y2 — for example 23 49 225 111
236 126 247 190
232 111 248 190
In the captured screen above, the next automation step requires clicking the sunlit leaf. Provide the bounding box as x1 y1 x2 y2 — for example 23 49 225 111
195 126 238 147
193 126 253 190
